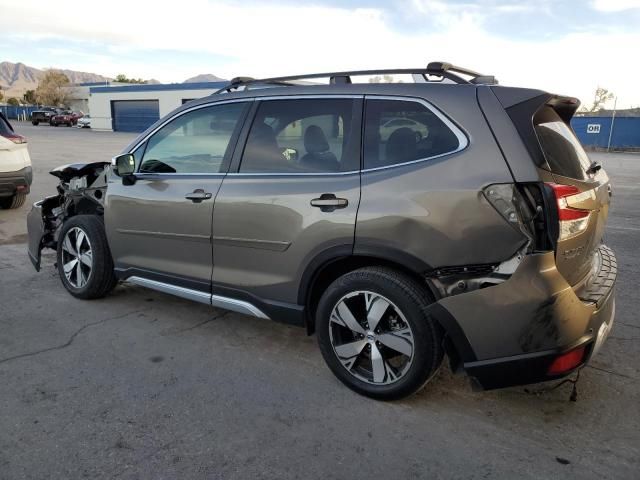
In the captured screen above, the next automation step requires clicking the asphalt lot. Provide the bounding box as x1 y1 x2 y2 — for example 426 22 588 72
1 123 639 479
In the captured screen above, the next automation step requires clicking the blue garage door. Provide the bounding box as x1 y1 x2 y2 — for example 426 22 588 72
111 100 160 132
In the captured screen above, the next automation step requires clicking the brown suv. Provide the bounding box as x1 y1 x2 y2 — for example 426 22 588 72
28 62 616 399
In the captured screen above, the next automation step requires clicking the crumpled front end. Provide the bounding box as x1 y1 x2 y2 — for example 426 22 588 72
27 161 109 271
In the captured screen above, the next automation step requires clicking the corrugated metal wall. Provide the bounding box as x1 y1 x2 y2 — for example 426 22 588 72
572 116 640 149
0 105 39 120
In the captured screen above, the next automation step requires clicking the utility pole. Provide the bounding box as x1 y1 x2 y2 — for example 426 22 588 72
607 96 617 152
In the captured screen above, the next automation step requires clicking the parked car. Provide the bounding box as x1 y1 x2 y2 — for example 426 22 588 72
0 111 32 209
50 111 83 127
27 62 616 400
379 117 429 142
76 115 91 128
30 108 59 126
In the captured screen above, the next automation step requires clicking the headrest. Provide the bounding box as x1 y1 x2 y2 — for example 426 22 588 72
304 125 330 154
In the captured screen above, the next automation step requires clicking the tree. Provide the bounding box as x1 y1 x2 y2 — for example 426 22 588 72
6 97 20 106
581 86 615 113
115 74 147 84
35 70 71 106
0 89 3 102
23 90 37 104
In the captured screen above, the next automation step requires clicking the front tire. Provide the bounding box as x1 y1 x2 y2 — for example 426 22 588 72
57 215 117 299
316 267 444 400
0 192 26 209
32 120 38 126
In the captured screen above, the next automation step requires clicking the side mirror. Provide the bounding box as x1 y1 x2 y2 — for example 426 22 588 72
112 154 135 176
112 154 137 184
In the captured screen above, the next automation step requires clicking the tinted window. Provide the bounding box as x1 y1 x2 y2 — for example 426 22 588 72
0 112 13 136
535 107 592 180
240 99 357 173
139 103 245 174
364 99 461 169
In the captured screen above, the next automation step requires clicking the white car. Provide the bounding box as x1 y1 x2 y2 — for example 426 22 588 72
0 112 32 209
76 115 91 128
379 117 429 142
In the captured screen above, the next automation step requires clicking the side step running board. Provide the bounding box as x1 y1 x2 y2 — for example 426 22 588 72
127 276 270 319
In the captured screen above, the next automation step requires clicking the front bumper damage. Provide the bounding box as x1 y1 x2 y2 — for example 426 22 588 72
429 245 616 390
27 161 109 271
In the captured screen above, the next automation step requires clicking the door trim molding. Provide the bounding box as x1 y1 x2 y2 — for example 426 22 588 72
212 235 290 251
126 276 270 319
116 228 211 242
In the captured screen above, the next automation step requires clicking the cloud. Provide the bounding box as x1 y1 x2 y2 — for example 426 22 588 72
0 0 638 107
591 0 640 12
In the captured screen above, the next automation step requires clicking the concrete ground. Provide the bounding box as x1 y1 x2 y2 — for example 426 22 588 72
1 123 638 479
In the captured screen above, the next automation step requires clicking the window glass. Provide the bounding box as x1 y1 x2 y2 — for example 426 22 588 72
364 99 461 169
240 99 355 173
0 112 13 135
534 107 592 180
139 103 245 174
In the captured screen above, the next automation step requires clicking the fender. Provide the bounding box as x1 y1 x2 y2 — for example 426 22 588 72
296 242 433 306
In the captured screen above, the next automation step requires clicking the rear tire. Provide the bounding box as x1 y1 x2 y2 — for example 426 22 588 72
32 120 38 126
316 267 444 400
0 192 26 209
56 215 118 299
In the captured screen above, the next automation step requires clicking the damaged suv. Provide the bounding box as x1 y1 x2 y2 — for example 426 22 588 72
27 63 616 399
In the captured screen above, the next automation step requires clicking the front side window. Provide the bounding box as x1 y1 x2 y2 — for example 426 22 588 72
239 98 358 173
139 102 246 174
364 99 462 169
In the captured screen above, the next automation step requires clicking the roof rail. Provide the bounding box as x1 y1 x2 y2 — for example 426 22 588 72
426 62 498 85
213 61 497 94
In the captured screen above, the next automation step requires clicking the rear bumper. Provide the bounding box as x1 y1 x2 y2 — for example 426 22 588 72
0 167 32 197
430 245 617 390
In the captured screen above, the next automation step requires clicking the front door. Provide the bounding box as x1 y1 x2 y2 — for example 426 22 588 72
212 96 363 306
105 101 250 292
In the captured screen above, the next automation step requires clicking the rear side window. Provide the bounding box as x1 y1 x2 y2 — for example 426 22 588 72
239 98 359 173
534 107 592 180
364 99 462 170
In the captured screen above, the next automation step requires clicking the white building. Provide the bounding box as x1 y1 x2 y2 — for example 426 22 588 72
88 82 226 132
65 82 134 114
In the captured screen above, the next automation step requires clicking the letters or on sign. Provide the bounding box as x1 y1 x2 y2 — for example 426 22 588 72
587 124 601 134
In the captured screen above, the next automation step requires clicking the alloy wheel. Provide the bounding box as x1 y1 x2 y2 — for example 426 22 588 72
329 291 415 385
61 227 93 288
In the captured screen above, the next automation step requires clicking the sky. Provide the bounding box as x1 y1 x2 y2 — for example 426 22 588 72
1 0 639 107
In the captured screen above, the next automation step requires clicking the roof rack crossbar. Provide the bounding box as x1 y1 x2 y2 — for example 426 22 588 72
213 62 497 94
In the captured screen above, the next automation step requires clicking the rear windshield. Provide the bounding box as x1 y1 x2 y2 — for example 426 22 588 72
0 113 14 136
534 106 591 180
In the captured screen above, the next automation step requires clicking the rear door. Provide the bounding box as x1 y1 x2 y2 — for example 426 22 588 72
105 101 250 291
211 96 363 305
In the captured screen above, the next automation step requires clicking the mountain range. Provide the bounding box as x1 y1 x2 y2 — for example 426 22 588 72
0 62 111 98
0 61 226 99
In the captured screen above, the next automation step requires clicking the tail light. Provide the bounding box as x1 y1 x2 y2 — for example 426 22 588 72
547 345 586 375
546 183 591 240
1 133 27 144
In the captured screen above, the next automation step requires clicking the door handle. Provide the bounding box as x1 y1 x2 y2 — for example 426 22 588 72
185 189 212 203
310 194 348 212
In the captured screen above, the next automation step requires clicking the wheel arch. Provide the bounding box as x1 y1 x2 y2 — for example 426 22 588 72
300 246 440 332
300 246 472 370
